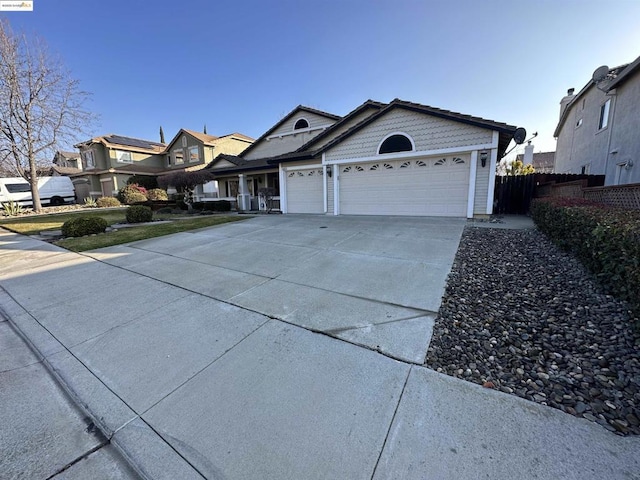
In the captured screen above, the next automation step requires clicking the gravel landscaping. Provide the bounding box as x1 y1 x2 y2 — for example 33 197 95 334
426 225 640 436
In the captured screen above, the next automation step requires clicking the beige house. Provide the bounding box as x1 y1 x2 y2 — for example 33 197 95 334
162 130 253 200
72 135 167 200
207 99 518 218
72 130 254 201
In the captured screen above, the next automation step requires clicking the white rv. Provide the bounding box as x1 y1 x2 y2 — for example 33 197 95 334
0 177 76 207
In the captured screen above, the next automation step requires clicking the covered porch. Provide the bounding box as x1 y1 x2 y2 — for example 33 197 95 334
205 170 281 212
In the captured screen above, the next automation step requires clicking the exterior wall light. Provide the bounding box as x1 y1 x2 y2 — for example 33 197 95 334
327 166 332 178
480 151 488 168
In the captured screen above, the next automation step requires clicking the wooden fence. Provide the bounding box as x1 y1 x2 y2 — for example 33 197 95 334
494 174 605 214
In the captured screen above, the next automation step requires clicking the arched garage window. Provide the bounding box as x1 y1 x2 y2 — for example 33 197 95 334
294 118 309 130
378 134 414 154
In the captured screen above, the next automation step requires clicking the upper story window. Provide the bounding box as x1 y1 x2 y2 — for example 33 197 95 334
173 149 184 165
188 146 200 163
82 150 95 169
378 134 414 154
598 99 611 130
115 150 132 163
294 118 309 130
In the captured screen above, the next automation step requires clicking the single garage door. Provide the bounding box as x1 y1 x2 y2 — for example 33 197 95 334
339 156 469 216
286 167 324 214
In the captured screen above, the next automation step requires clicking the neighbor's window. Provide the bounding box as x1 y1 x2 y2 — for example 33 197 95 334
379 134 413 154
294 118 309 130
598 99 611 130
188 146 200 163
173 149 184 164
82 150 95 168
115 150 132 163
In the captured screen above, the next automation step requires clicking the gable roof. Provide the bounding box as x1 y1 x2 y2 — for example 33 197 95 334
553 60 635 137
239 105 341 157
267 98 517 163
75 134 166 154
291 100 386 154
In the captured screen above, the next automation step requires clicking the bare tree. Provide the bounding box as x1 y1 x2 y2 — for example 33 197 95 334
0 19 94 212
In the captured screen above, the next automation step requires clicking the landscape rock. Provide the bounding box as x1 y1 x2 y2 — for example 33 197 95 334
425 226 640 436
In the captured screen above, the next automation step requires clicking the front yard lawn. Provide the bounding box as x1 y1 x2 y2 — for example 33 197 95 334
55 215 245 252
0 209 247 252
0 209 127 235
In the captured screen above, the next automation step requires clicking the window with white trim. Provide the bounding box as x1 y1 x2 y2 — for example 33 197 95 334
188 146 200 163
294 118 309 130
115 150 132 163
379 134 413 154
82 150 95 169
598 99 610 130
173 149 184 164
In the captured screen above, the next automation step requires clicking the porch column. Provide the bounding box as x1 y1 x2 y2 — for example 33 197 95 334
237 174 251 211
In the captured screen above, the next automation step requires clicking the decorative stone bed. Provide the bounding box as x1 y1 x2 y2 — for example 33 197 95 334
426 226 640 436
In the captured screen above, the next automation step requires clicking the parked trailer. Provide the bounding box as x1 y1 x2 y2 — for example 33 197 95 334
0 177 76 207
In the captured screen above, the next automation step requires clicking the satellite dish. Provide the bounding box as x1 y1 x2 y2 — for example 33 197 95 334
513 127 527 145
592 65 609 83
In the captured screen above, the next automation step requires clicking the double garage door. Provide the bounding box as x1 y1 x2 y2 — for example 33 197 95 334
285 156 470 216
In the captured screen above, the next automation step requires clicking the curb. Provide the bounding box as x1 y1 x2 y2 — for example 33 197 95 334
0 288 205 480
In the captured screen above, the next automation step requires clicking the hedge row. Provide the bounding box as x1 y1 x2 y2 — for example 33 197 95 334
530 197 640 321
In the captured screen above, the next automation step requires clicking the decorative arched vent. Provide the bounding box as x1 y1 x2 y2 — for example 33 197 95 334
378 134 413 154
294 118 309 130
452 157 465 164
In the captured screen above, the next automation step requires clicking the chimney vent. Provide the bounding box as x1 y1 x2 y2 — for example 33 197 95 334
567 88 575 95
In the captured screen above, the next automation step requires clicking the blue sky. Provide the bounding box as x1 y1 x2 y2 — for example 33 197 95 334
3 0 640 160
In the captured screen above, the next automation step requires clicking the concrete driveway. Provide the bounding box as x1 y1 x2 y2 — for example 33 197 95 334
87 215 465 363
1 215 638 480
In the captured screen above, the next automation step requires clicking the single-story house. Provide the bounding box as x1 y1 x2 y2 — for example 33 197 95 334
207 98 518 218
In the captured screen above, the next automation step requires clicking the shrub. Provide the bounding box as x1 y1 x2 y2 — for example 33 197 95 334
2 201 23 216
531 198 640 322
83 197 97 208
155 207 174 214
147 188 168 201
176 199 188 210
208 200 231 212
118 184 148 204
126 205 153 223
96 196 121 208
192 202 204 211
126 175 158 190
61 216 108 237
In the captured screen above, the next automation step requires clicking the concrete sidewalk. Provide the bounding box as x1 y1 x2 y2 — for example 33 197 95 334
0 296 139 479
0 217 638 479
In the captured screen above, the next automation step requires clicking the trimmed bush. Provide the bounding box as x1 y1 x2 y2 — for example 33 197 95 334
531 197 640 322
118 184 148 204
147 188 168 201
207 200 231 212
155 206 173 214
126 205 153 223
61 216 108 237
96 196 121 208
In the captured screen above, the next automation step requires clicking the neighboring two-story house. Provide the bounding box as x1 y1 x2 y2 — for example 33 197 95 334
71 130 254 201
554 54 640 185
73 134 167 200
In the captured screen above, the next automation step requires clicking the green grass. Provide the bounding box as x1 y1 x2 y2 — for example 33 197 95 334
54 215 245 252
0 209 127 235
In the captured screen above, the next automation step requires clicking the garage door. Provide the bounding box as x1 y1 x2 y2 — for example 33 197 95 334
339 156 469 216
286 167 324 214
